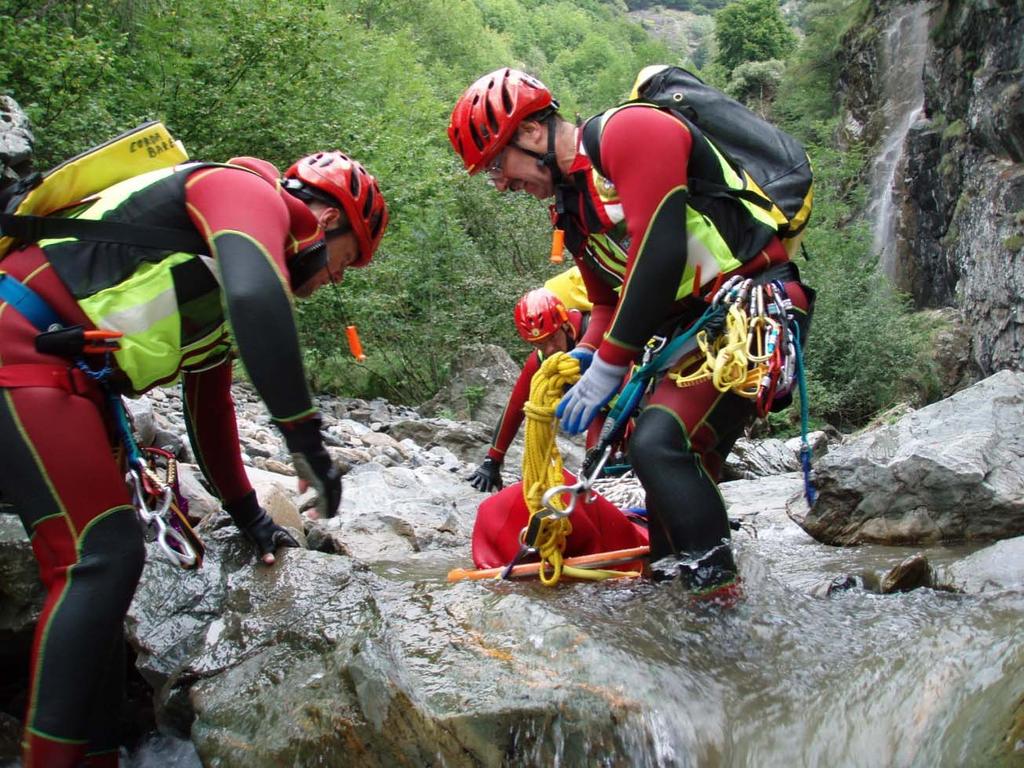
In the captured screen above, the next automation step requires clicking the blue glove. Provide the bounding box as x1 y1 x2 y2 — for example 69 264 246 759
556 354 629 434
568 347 594 374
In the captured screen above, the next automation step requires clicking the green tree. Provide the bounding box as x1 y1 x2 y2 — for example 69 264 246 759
725 58 784 113
713 0 796 76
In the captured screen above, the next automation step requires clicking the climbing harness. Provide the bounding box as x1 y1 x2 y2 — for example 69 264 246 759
0 272 204 567
581 272 817 508
667 275 795 411
667 273 815 506
81 351 205 570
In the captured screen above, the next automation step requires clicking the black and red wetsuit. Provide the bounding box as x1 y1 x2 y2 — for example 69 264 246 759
0 158 323 767
557 106 814 583
484 309 587 464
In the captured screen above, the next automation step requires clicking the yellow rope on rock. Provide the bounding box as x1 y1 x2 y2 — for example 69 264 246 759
521 352 637 586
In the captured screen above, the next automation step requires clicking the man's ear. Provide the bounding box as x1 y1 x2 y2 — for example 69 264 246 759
516 120 546 152
317 206 341 230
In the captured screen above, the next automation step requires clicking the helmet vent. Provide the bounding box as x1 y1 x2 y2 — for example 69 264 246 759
369 209 383 237
500 82 513 116
484 100 500 138
468 119 485 152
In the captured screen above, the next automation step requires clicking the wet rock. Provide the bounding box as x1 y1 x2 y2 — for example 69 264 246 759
808 555 940 598
808 572 880 599
879 554 936 594
943 535 1024 593
124 396 157 448
789 371 1024 545
418 343 520 426
0 96 33 186
259 485 307 549
176 464 222 520
0 516 40 635
722 437 800 480
388 417 493 463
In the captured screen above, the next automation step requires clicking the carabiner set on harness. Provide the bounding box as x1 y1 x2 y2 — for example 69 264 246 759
126 448 205 569
106 388 204 570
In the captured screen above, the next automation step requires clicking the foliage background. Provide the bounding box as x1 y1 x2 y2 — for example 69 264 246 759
0 0 934 430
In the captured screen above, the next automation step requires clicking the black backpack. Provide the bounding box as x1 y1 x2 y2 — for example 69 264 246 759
583 65 813 257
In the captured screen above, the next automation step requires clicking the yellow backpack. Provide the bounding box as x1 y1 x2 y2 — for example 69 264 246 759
0 121 190 259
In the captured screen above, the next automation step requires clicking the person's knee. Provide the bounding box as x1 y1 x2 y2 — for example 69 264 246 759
78 507 145 607
629 407 689 473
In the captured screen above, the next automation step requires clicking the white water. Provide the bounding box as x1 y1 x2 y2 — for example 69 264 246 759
865 2 931 278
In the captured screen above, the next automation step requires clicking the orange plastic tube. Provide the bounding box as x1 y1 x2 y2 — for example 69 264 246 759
446 545 650 582
550 228 565 264
346 325 366 362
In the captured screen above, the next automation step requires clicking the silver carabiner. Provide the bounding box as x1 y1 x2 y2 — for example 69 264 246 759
539 442 615 519
540 481 581 519
128 465 197 568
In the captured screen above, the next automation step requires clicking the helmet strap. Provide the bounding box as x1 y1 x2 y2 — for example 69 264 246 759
542 113 563 185
288 241 328 293
510 113 563 185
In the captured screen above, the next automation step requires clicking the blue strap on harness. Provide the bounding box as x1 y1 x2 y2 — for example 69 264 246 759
791 322 817 507
0 272 63 332
583 303 723 476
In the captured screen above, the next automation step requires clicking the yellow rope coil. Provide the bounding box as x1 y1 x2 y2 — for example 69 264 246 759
669 304 766 398
521 352 639 585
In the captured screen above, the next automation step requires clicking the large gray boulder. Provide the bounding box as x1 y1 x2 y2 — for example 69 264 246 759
788 370 1024 545
418 343 520 427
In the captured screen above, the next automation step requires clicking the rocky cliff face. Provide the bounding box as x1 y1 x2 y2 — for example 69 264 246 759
840 0 1024 377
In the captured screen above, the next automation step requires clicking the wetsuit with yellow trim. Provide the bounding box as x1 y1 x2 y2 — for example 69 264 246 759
0 157 331 767
555 104 814 588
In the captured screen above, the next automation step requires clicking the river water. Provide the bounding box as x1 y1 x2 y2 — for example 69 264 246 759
5 478 1020 767
366 477 1023 767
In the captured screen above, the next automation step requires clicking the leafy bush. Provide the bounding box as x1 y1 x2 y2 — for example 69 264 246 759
796 135 938 429
0 0 940 431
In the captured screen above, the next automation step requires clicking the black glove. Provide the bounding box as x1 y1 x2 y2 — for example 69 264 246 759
224 491 300 562
468 456 504 492
279 416 342 518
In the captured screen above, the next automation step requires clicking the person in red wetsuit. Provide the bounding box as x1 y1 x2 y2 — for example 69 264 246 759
0 150 387 767
449 68 815 597
467 288 587 492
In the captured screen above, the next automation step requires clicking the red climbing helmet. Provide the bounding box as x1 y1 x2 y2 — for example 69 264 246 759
285 151 389 267
514 288 569 343
448 68 556 175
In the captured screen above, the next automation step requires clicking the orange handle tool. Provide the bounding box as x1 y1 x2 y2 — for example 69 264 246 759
550 228 565 264
346 325 365 362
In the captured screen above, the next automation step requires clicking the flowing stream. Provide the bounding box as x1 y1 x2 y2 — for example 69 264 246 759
11 487 1020 768
865 2 931 279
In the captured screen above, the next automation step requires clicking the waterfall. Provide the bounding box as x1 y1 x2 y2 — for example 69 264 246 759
865 2 931 279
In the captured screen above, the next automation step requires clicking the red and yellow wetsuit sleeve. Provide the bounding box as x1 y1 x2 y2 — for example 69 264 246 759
485 350 541 463
181 165 318 503
576 107 693 367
